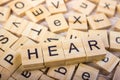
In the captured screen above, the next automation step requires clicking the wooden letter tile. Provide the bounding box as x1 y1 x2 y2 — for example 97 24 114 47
3 15 29 36
11 36 36 51
40 31 65 43
22 22 48 42
0 28 18 54
97 0 117 17
87 13 111 29
8 0 32 16
72 0 96 16
89 30 109 48
46 13 69 33
42 41 65 67
12 65 43 80
62 39 86 65
0 48 21 74
46 0 67 14
20 45 44 70
26 5 51 22
82 35 106 62
94 51 119 74
109 31 120 51
73 64 99 80
0 7 11 22
47 65 76 80
68 12 88 31
0 0 11 5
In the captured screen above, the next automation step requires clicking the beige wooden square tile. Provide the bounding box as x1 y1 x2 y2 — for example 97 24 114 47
20 44 44 70
117 4 120 14
8 0 32 16
12 65 43 80
65 29 88 40
0 28 18 54
0 48 21 73
40 31 65 43
47 65 76 80
82 35 106 62
73 64 99 80
4 15 29 36
109 31 120 51
68 12 88 31
42 41 65 67
0 7 11 22
11 36 36 51
26 5 51 22
46 0 67 14
72 0 96 15
97 0 117 17
22 22 48 42
87 13 111 29
46 13 69 33
89 30 109 48
62 39 86 65
8 77 16 80
94 51 120 74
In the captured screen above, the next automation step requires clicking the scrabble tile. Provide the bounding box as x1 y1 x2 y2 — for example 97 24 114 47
22 22 48 42
73 64 99 80
66 29 88 40
97 0 117 17
0 48 21 73
8 0 32 16
21 44 44 70
40 31 65 43
0 7 11 22
42 41 65 67
87 13 111 29
12 65 43 80
114 19 120 31
62 39 86 65
26 5 51 22
94 51 120 74
11 36 36 51
72 0 96 16
82 35 106 62
46 13 69 33
28 0 45 7
4 15 29 36
109 31 120 51
39 74 55 80
89 30 109 48
113 64 120 80
0 28 18 54
46 0 67 14
47 65 76 80
68 12 88 31
0 0 11 5
0 67 11 80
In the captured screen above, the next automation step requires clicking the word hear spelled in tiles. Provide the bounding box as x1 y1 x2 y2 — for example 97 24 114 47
0 0 120 80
